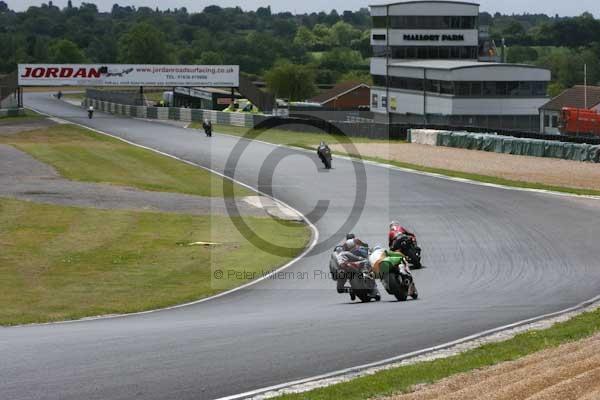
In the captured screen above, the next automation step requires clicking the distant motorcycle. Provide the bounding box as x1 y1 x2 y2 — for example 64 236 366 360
87 107 94 119
317 142 332 169
202 120 213 137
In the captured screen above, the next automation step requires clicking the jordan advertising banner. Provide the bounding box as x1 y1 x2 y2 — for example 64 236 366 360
18 64 240 87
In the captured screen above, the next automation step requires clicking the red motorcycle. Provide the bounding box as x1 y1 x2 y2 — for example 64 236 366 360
389 223 422 269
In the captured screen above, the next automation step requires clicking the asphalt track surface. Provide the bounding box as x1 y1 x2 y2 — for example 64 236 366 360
2 93 600 400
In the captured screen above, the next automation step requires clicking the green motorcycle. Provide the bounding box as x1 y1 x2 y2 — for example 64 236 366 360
370 248 418 302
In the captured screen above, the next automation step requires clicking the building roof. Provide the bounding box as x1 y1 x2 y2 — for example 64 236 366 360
370 1 479 7
388 59 547 71
540 85 600 111
309 81 369 105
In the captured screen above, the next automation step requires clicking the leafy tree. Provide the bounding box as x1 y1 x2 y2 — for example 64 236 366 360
198 51 224 65
320 48 364 73
338 71 373 85
265 62 316 101
507 46 538 63
49 39 87 63
547 82 565 98
119 22 171 64
330 21 361 48
293 26 316 50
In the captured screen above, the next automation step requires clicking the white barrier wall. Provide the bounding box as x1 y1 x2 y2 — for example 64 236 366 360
409 129 445 145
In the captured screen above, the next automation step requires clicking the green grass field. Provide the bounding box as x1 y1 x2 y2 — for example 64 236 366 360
0 108 44 121
0 198 309 326
0 124 252 197
0 123 310 325
63 92 85 101
277 307 600 400
189 123 394 150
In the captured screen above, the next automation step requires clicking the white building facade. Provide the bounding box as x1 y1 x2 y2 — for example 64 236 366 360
370 1 551 132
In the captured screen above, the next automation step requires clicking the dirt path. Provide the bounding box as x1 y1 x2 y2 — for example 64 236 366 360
0 144 293 219
331 143 600 192
379 333 600 400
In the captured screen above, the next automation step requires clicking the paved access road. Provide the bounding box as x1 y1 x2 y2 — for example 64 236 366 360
2 93 600 400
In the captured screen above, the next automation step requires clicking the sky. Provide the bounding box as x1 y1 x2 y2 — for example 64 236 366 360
6 0 600 17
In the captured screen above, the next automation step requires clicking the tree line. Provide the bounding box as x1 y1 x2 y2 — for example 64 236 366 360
1 1 599 99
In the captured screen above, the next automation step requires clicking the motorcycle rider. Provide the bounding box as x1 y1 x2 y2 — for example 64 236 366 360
333 238 380 301
317 141 332 169
202 119 213 137
87 106 94 119
388 221 416 251
333 241 365 299
341 233 369 257
369 246 417 298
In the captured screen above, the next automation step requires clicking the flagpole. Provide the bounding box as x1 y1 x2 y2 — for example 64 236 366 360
584 64 588 109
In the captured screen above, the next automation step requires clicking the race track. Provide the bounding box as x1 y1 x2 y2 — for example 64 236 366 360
2 93 600 400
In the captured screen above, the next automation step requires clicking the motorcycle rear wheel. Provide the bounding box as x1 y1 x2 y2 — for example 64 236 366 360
384 272 409 302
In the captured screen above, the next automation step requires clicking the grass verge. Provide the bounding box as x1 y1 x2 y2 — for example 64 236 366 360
277 307 600 400
0 108 44 122
0 198 310 326
0 124 252 197
189 123 393 149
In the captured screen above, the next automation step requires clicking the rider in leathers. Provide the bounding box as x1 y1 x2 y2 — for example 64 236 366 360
388 221 416 251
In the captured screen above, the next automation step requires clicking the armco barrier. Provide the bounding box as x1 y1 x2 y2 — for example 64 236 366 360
80 98 410 140
431 130 600 163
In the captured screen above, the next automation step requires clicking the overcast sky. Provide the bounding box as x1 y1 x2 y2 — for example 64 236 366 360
6 0 600 17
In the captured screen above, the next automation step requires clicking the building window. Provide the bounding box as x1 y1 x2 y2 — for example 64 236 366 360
544 114 550 127
372 93 379 108
373 46 389 57
372 16 388 28
388 46 478 60
370 75 549 98
381 96 388 108
552 115 558 127
388 15 477 29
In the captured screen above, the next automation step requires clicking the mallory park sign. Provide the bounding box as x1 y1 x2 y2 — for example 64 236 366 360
18 64 240 87
403 34 465 42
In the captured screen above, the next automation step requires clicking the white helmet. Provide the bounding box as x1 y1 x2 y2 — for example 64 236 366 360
345 239 357 251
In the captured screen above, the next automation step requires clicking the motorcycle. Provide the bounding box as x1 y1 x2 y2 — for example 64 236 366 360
392 234 422 269
203 120 213 137
317 142 332 169
87 108 94 119
370 248 418 302
330 247 380 303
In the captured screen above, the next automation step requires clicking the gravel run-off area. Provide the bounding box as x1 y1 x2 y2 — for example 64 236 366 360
381 332 600 400
331 143 600 192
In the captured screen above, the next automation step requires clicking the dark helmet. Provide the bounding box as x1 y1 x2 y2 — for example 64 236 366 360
346 233 356 240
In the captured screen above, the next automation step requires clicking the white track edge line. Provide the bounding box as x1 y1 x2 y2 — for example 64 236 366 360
9 106 318 328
